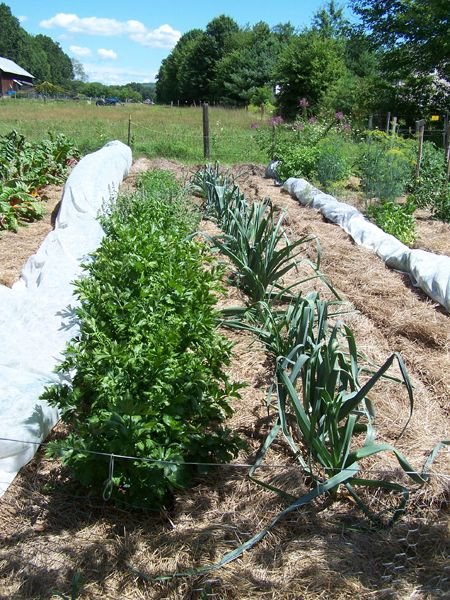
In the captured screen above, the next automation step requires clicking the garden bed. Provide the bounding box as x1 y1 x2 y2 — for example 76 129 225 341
0 161 448 600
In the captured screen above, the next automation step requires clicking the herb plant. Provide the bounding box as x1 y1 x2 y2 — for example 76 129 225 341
43 170 243 507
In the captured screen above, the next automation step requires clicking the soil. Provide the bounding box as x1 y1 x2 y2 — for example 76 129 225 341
0 160 448 600
0 185 62 287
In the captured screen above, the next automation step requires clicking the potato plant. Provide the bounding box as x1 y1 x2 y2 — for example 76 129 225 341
43 171 244 507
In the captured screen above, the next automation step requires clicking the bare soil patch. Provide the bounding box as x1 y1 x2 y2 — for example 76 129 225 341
0 185 62 287
0 162 448 600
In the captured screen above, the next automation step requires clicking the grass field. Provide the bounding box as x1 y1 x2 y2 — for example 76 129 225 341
0 99 268 164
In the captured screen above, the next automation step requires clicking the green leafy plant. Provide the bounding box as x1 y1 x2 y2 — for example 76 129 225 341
43 171 244 507
358 131 415 202
315 136 355 190
0 130 79 231
276 144 321 182
255 115 354 184
367 199 417 246
409 141 450 223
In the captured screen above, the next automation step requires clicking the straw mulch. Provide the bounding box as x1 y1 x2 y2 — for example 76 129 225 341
0 161 448 600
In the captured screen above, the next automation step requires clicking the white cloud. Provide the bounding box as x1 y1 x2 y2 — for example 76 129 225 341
70 45 92 57
40 13 180 48
18 15 27 23
130 24 181 48
41 13 124 35
98 48 118 60
82 63 155 85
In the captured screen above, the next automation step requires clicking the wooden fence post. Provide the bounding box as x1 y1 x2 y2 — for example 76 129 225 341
203 102 210 160
415 119 425 179
385 112 391 134
444 114 450 178
127 113 132 147
368 114 373 130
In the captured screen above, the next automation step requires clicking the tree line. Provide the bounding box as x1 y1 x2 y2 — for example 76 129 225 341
0 3 73 85
156 1 449 124
1 1 448 119
0 3 156 102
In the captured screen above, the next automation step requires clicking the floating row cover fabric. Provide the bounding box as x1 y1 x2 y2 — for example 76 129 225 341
0 141 132 496
282 178 450 313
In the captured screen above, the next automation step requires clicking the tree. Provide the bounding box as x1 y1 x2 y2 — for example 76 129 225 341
0 3 26 62
350 0 450 118
214 22 279 105
0 4 74 86
33 35 73 84
351 0 450 78
157 16 240 104
312 1 348 38
156 29 203 103
274 30 347 118
71 59 88 82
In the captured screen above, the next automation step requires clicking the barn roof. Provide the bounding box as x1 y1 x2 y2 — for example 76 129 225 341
0 57 34 79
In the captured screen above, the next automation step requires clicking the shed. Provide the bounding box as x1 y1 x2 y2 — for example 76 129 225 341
0 56 34 96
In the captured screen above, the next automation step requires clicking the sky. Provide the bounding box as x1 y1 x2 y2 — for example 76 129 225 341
7 1 353 85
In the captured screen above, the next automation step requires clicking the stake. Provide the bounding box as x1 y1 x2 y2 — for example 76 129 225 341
415 119 425 179
385 112 391 135
127 114 132 147
203 102 210 160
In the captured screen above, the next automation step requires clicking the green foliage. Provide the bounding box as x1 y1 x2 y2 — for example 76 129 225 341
277 144 321 182
429 186 450 223
351 0 450 80
0 130 79 231
350 0 450 118
184 162 449 574
157 17 291 106
256 116 354 184
43 171 243 507
274 30 347 119
367 200 417 246
409 142 450 222
315 135 355 188
358 131 415 201
0 3 73 85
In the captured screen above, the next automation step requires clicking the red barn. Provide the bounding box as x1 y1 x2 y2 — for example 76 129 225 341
0 56 34 96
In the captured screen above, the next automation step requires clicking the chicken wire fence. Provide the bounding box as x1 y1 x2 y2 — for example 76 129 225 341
0 437 448 600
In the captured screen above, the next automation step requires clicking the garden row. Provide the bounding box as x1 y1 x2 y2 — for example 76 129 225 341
0 130 79 232
257 115 450 245
43 163 447 570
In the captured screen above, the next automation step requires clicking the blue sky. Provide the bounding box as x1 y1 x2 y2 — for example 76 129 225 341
7 1 353 85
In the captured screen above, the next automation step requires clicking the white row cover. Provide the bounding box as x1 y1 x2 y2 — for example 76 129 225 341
0 141 132 496
283 178 450 313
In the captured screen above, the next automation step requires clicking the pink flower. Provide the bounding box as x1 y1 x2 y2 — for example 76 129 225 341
308 116 317 124
268 116 284 126
335 111 344 121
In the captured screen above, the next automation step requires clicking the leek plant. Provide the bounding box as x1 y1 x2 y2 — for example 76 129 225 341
243 294 449 531
212 201 318 303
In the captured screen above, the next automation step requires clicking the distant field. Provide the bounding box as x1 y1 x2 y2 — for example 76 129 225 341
0 99 268 164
